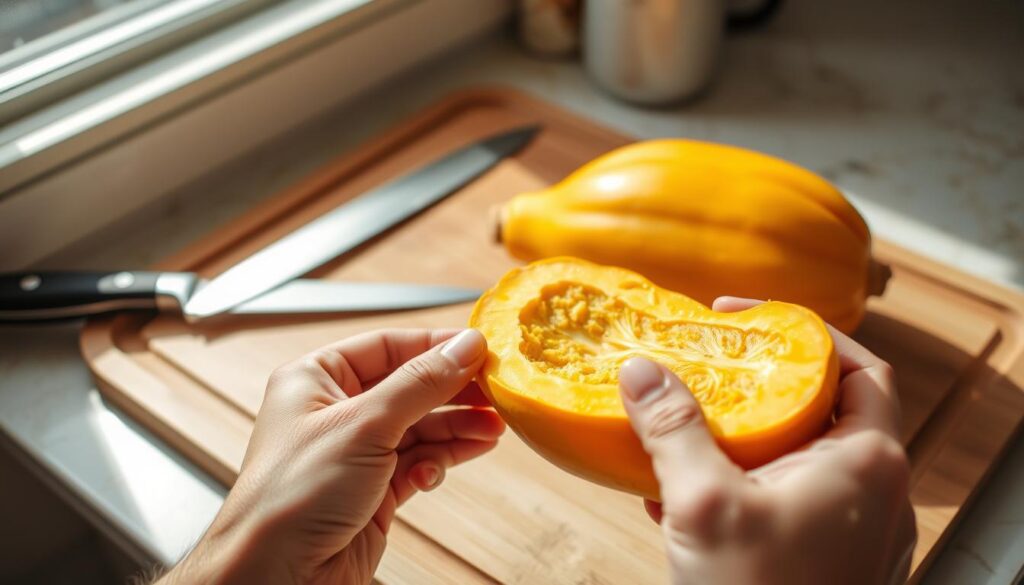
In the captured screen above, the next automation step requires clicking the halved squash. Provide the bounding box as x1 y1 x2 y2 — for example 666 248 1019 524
470 257 840 499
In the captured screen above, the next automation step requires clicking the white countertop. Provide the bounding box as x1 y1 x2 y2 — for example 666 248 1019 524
1 0 1022 581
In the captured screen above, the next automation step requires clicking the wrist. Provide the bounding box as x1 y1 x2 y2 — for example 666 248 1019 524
158 504 286 585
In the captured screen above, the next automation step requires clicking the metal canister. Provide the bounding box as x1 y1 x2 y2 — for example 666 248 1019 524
582 0 725 105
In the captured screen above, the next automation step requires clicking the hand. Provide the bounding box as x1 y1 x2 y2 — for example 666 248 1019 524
159 329 504 585
618 297 915 585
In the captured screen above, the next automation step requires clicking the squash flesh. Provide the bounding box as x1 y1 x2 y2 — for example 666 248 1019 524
471 257 840 499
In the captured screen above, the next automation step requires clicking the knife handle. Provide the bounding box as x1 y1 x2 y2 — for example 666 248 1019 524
0 271 162 322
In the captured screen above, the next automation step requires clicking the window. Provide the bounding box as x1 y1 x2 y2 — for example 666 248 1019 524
0 0 282 124
0 0 509 269
1 0 158 56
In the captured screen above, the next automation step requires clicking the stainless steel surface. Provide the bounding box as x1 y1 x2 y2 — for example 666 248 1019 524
582 0 723 104
164 272 479 314
154 271 199 312
227 280 481 314
183 124 538 319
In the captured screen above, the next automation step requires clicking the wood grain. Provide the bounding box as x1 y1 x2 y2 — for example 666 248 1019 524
80 87 1024 583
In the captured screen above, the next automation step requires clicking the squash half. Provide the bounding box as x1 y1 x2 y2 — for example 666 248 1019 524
470 257 840 499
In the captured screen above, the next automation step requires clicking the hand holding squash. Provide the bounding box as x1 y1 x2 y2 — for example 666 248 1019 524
157 329 504 585
620 297 915 585
471 258 839 498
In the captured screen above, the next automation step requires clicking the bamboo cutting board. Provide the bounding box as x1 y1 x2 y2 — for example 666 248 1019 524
81 88 1024 583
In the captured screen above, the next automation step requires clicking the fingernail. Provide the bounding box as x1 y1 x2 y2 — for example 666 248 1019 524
619 358 668 402
440 329 485 367
419 463 442 490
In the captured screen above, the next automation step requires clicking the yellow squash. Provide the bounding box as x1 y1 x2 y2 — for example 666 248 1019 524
470 257 840 499
498 139 885 333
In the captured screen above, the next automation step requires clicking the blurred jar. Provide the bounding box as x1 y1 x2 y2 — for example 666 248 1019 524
582 0 781 105
518 0 581 57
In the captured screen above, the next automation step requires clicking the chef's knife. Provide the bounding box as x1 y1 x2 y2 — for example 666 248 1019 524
0 271 481 322
183 125 540 320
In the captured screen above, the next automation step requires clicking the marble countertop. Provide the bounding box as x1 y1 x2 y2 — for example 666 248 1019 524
1 0 1022 581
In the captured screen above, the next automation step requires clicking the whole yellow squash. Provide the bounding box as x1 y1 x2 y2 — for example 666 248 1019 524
498 139 886 333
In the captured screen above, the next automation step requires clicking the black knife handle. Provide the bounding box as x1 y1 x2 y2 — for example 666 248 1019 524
0 271 162 322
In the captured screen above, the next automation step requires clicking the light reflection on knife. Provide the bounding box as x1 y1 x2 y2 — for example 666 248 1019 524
0 271 481 323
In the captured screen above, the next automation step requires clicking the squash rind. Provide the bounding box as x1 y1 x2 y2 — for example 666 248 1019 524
499 139 874 333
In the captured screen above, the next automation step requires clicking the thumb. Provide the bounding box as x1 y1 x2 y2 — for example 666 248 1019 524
356 329 487 437
619 358 743 533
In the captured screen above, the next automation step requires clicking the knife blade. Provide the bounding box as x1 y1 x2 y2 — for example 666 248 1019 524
0 271 481 322
183 125 539 320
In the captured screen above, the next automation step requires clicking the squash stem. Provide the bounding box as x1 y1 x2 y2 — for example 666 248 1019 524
868 259 892 297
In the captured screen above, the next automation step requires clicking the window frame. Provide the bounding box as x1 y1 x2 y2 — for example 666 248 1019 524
0 0 287 125
0 0 511 270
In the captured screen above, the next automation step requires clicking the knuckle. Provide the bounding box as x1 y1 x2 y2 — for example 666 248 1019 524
266 361 304 393
875 360 897 384
848 431 909 483
869 432 908 469
300 354 328 375
643 396 704 443
875 360 903 424
274 355 323 379
266 365 290 388
343 403 398 447
662 482 734 543
398 353 452 393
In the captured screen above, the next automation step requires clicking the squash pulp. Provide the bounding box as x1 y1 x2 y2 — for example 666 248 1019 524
470 257 840 499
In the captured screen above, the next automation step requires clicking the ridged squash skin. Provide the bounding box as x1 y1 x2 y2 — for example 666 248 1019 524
499 139 875 333
470 258 840 500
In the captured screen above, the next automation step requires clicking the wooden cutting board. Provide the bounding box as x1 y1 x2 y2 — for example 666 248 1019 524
81 88 1024 583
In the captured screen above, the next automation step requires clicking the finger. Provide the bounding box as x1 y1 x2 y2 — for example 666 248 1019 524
711 296 763 312
397 408 505 451
314 328 465 390
619 358 745 541
354 329 488 437
644 499 663 523
820 315 902 437
279 329 472 413
825 364 901 440
371 487 399 537
886 503 917 585
823 322 892 376
448 381 494 407
619 358 739 483
409 461 446 492
391 439 498 505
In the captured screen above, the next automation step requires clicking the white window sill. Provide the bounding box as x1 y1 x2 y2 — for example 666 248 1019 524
0 0 511 269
